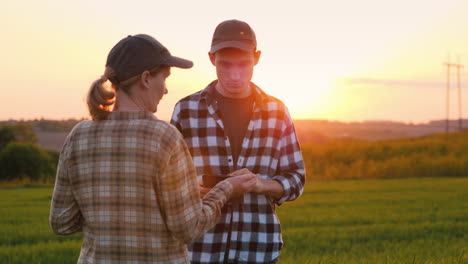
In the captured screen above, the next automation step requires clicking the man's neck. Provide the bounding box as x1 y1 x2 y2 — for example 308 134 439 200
214 81 252 99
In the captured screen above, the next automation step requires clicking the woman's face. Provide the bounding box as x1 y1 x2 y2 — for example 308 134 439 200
144 67 170 113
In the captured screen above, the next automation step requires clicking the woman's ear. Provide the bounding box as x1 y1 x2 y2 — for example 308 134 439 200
139 70 151 89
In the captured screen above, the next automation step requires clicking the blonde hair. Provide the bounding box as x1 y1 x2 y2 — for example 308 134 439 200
86 66 167 120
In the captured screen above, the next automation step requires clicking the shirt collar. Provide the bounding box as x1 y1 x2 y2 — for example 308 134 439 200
200 80 267 106
107 111 157 121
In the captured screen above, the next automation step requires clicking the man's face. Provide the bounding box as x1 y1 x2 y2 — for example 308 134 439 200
209 48 260 99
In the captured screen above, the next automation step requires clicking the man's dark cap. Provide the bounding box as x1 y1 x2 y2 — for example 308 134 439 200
106 34 193 82
210 19 257 53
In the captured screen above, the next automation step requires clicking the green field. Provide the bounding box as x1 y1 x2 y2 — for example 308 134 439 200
0 178 467 264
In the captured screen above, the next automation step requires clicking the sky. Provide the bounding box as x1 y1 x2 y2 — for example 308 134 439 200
1 0 468 123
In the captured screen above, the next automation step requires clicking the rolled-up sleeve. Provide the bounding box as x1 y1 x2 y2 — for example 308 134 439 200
272 113 306 205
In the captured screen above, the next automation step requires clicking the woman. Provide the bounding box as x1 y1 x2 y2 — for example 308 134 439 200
49 34 256 263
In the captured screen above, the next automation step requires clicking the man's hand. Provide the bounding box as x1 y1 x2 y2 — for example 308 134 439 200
228 168 262 193
198 173 256 198
225 174 256 197
228 168 284 200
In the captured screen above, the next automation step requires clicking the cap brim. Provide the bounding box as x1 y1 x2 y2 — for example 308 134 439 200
164 56 193 69
210 41 255 53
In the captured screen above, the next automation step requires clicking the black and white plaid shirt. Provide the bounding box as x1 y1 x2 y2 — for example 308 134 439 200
171 81 305 264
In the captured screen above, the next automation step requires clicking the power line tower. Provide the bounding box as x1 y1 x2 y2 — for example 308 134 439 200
444 55 464 133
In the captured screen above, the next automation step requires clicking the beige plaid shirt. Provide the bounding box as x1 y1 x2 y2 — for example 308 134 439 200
50 111 232 264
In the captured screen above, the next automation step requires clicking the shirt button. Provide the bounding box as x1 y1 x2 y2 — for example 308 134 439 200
228 158 232 162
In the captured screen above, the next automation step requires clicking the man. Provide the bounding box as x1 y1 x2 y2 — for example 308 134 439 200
171 20 306 264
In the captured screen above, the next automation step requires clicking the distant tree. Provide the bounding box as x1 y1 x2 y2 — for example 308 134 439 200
0 124 37 150
10 124 37 143
0 142 55 181
45 148 60 172
0 126 16 150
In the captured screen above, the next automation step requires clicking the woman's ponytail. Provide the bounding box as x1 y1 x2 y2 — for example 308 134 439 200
86 75 115 121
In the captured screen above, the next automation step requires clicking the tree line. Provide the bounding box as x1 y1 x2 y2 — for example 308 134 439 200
302 131 468 180
1 121 467 183
0 124 59 182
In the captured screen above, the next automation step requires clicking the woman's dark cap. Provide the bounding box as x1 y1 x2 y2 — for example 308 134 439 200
106 34 193 82
210 19 257 53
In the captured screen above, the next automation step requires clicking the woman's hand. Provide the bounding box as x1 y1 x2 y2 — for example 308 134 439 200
198 178 212 197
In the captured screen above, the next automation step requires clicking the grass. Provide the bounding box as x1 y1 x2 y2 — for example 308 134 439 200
277 177 468 264
0 178 467 263
0 186 82 264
